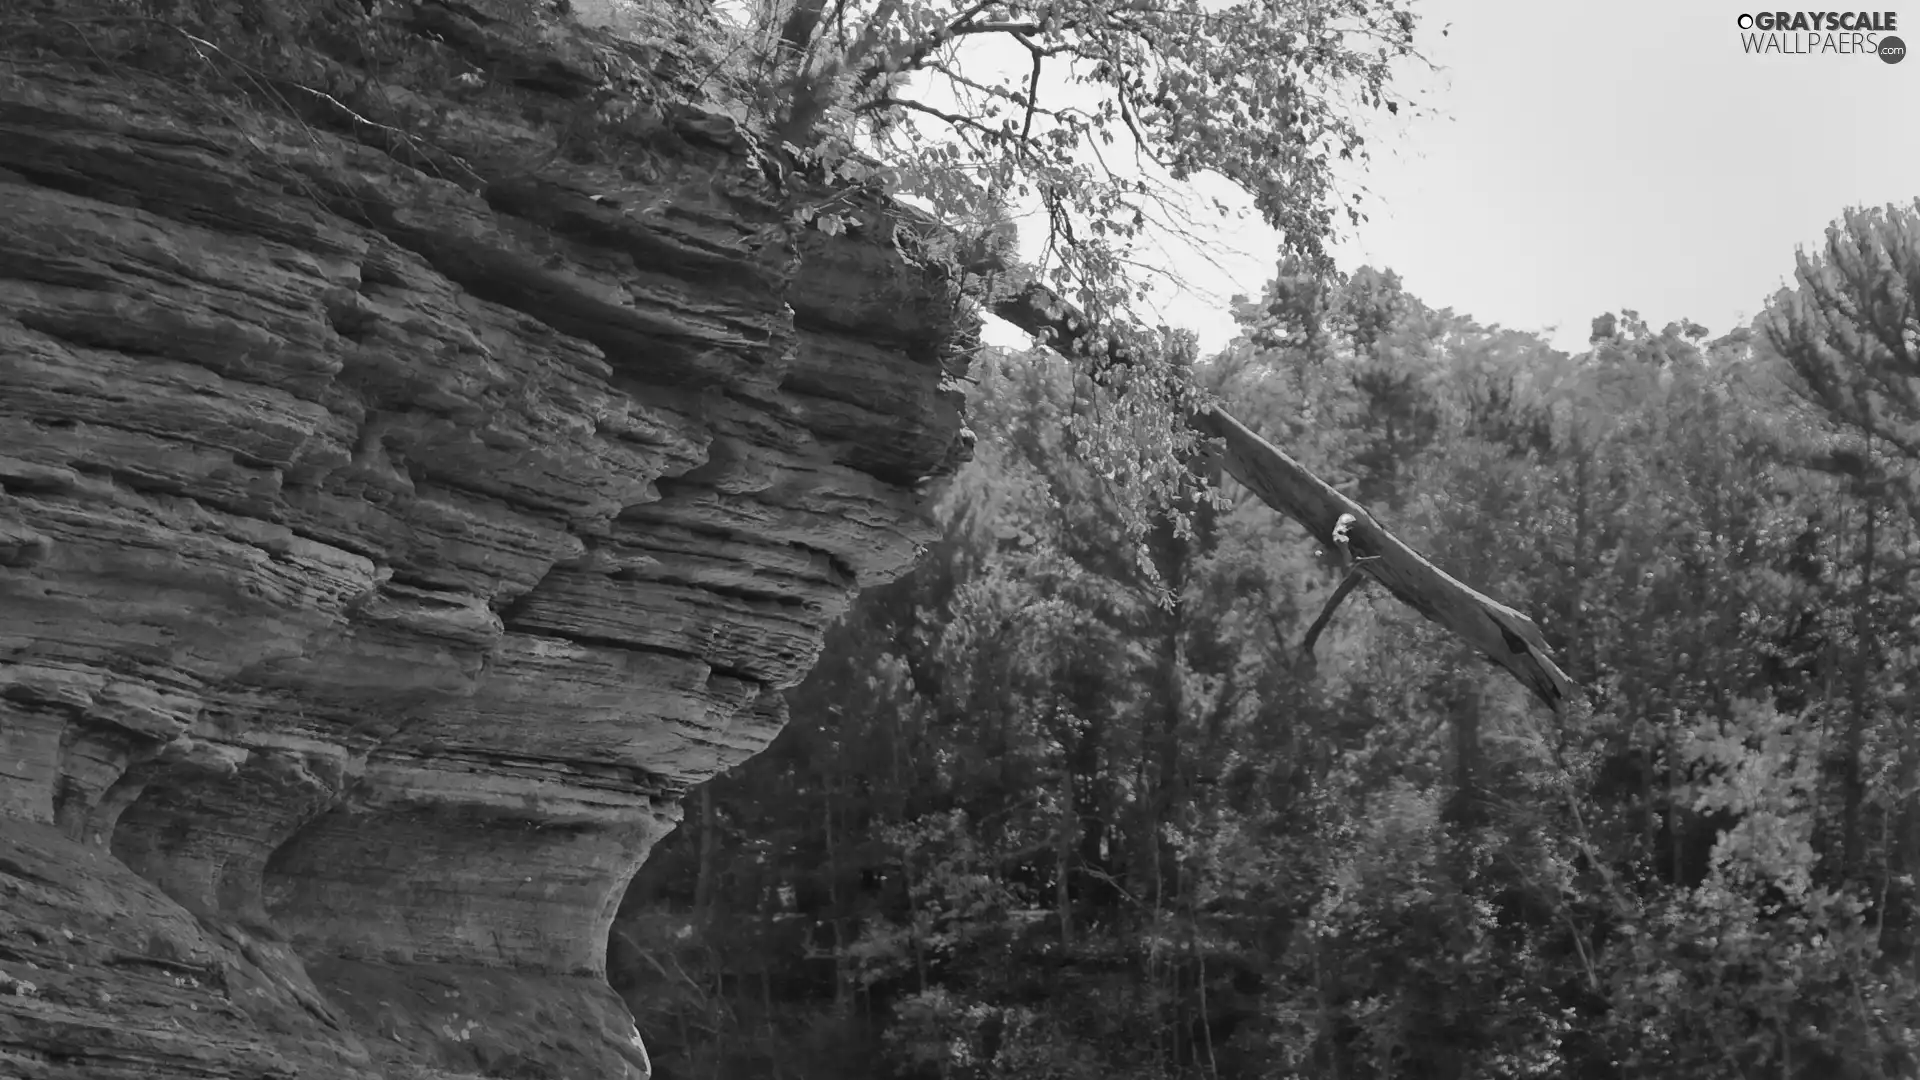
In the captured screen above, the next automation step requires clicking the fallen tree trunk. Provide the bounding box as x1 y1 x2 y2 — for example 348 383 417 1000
985 277 1576 713
1195 406 1574 710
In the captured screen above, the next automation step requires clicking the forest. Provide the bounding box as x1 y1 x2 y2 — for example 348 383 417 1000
573 0 1920 1076
608 212 1920 1079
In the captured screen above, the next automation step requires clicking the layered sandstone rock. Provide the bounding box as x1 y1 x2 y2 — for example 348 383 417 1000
0 3 973 1075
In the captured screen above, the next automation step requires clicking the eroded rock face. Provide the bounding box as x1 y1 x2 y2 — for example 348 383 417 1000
0 3 973 1075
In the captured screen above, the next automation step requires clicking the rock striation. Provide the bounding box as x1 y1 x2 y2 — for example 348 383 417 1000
0 2 974 1075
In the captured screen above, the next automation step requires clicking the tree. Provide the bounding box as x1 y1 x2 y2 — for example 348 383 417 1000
1762 201 1920 974
751 0 1420 305
1762 201 1920 461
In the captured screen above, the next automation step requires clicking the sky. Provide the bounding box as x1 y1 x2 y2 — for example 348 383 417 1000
981 0 1920 355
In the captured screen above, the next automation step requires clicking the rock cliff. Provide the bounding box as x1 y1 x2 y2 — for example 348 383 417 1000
0 2 974 1075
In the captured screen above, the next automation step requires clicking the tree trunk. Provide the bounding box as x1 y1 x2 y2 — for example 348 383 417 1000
694 783 717 922
1056 765 1075 948
1446 674 1481 828
1846 481 1876 875
1571 433 1592 685
1146 474 1191 911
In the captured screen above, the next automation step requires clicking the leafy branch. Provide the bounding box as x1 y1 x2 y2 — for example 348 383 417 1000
751 0 1422 347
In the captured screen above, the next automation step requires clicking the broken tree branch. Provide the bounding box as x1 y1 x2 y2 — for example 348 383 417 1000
1299 566 1365 662
1196 405 1574 710
983 274 1577 712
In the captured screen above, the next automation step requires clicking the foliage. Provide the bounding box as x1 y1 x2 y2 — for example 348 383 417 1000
614 224 1920 1078
1762 201 1920 459
708 0 1421 290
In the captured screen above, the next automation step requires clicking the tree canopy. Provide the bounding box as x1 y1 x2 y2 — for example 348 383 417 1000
612 205 1920 1078
671 0 1419 322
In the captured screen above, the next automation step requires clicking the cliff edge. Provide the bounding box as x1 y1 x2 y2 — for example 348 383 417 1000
0 1 974 1075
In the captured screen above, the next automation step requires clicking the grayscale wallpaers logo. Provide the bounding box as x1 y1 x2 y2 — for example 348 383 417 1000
1735 10 1905 59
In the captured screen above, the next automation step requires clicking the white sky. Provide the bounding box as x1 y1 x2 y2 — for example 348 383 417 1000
983 0 1920 355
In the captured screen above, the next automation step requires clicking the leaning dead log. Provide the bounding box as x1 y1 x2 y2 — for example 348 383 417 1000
1195 407 1574 710
985 277 1576 713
